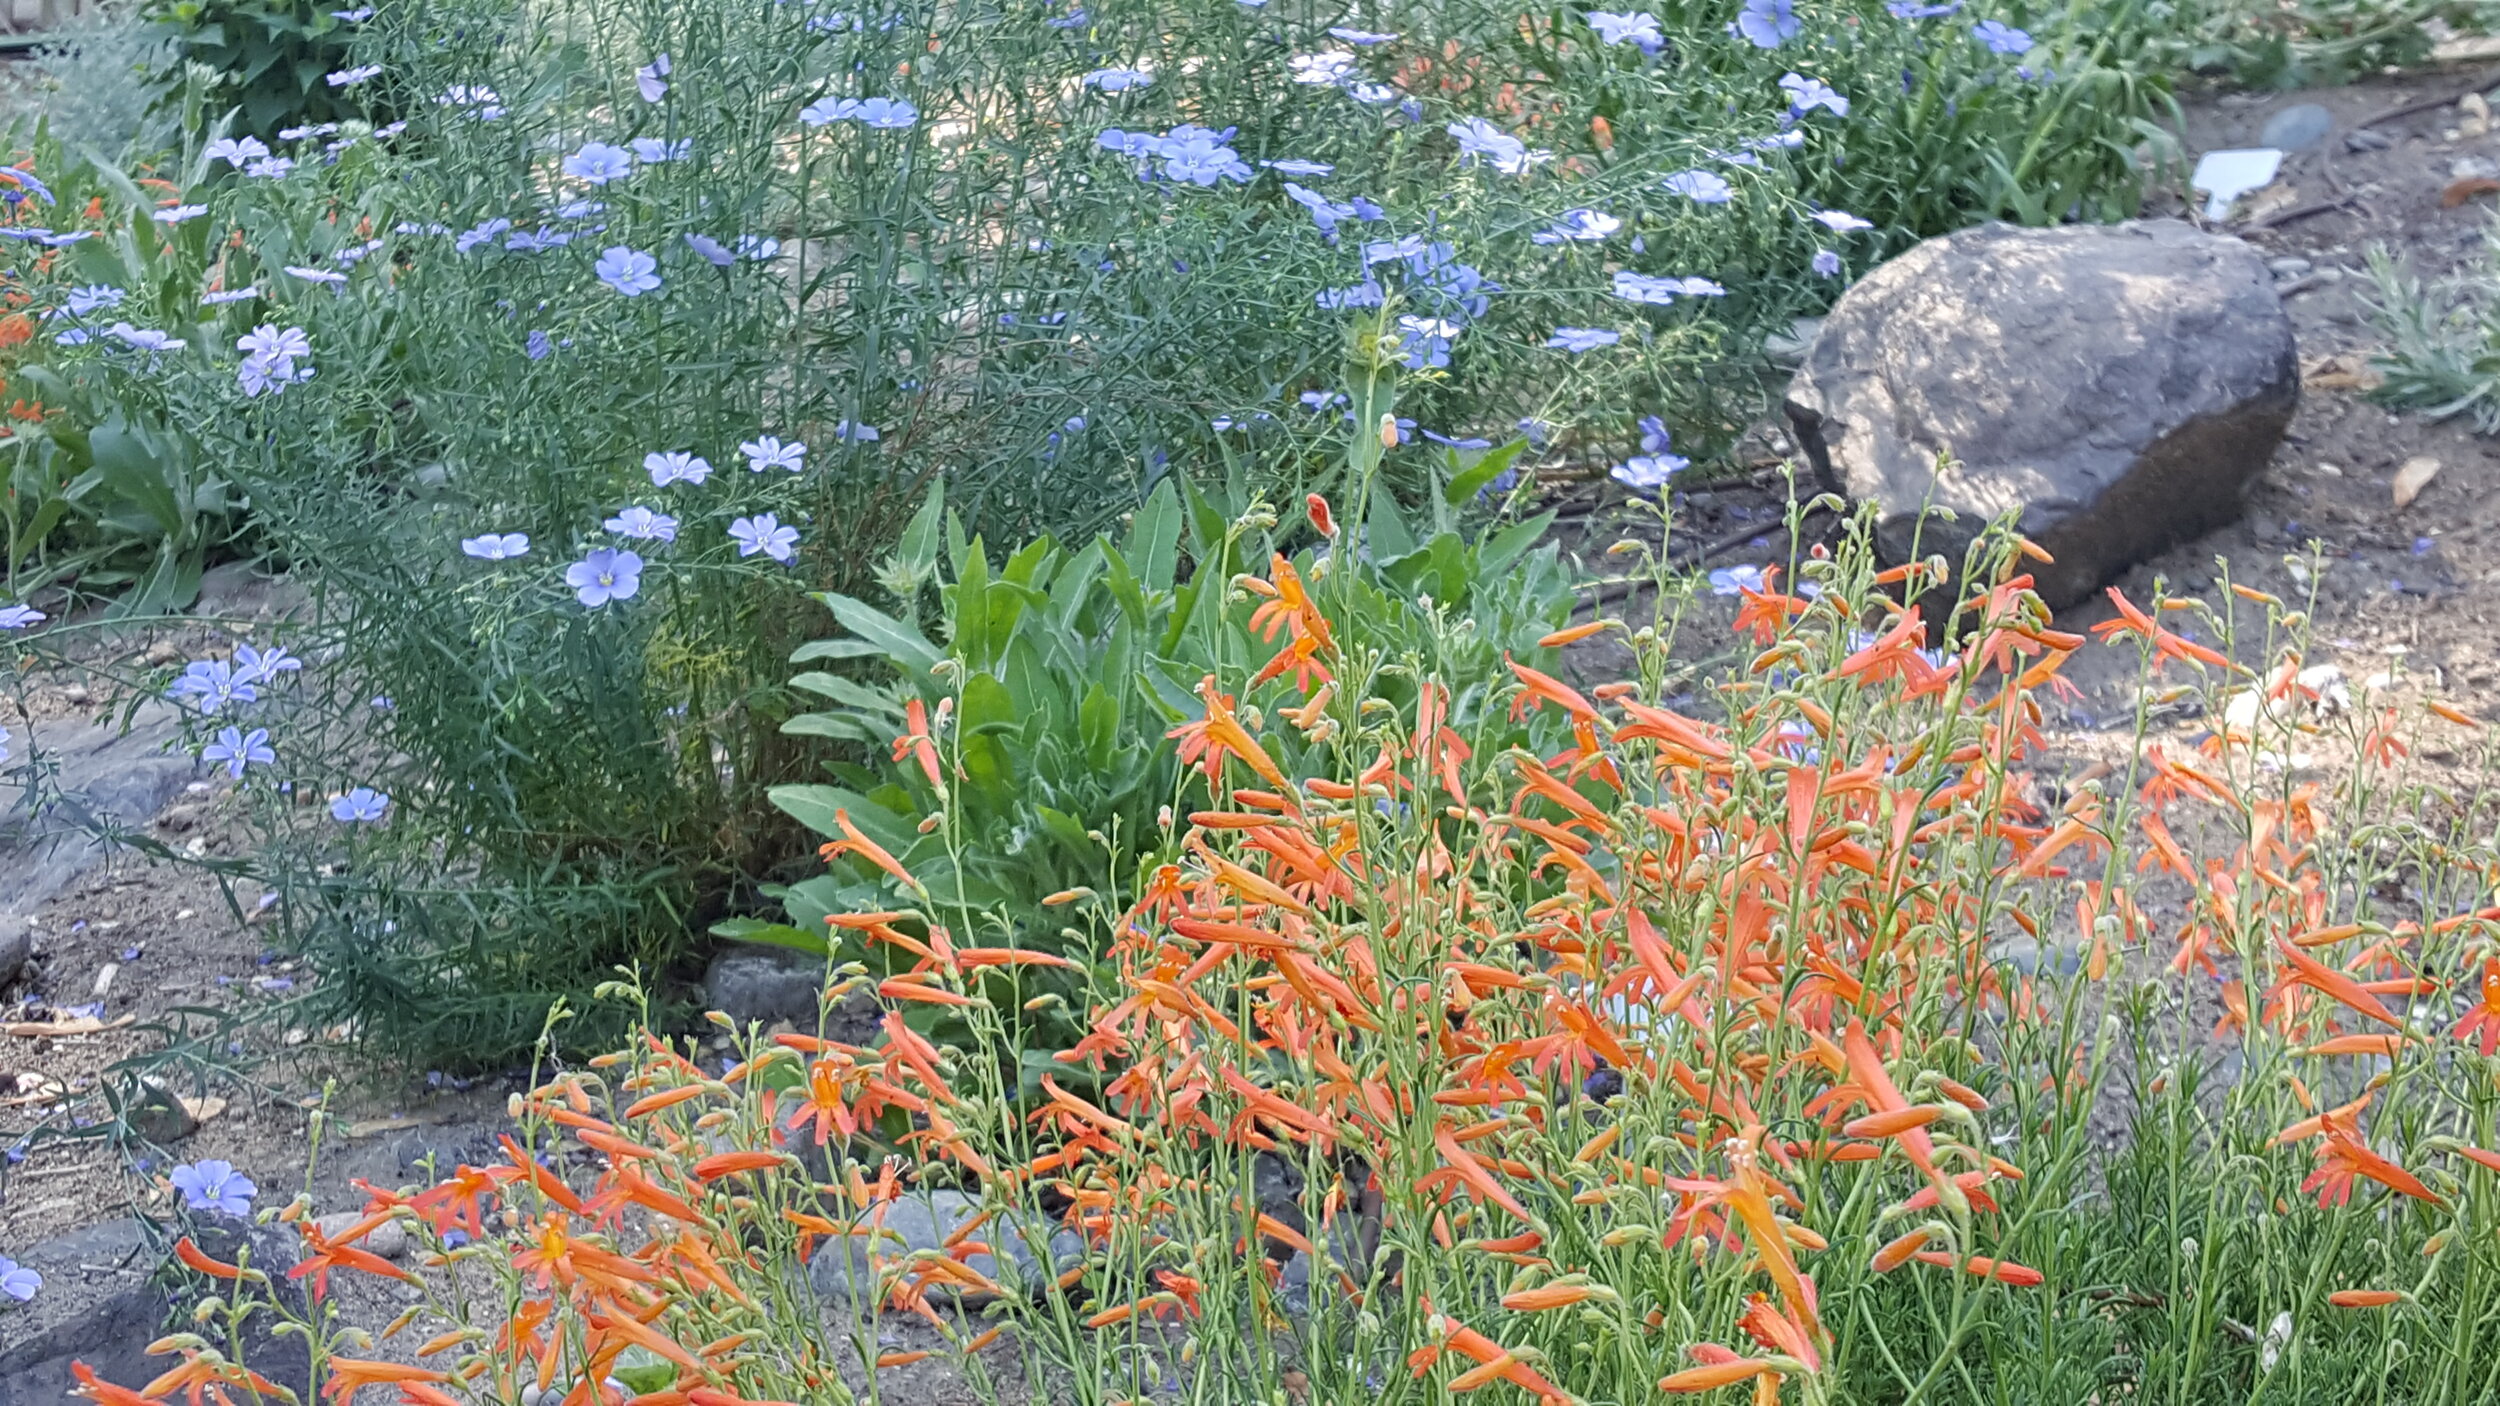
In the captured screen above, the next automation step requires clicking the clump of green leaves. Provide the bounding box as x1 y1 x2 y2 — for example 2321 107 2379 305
747 463 1577 1069
143 0 377 139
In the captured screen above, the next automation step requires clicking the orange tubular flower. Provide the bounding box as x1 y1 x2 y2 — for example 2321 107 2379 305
2091 587 2234 672
819 809 925 896
2302 1133 2446 1210
290 1223 417 1301
319 1358 450 1405
1167 675 1291 790
1869 1229 1934 1273
173 1236 247 1281
2455 959 2500 1056
1909 1250 2046 1287
690 1150 786 1181
892 698 944 788
144 1350 292 1406
1499 1282 1603 1312
2327 1289 2405 1309
70 1364 156 1406
1659 1358 1778 1393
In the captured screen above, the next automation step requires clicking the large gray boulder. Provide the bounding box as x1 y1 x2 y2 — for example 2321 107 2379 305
1784 220 2298 608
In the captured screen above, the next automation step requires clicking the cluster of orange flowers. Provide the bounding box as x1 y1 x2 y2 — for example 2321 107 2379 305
71 504 2500 1406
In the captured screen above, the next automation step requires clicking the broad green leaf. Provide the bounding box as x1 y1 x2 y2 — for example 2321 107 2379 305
811 593 944 677
1443 438 1529 506
1479 511 1557 580
708 918 829 957
1129 479 1183 593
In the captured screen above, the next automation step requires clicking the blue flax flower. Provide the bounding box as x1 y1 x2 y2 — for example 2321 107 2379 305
603 506 679 542
562 141 635 181
1734 0 1800 47
1710 564 1768 595
1812 248 1843 277
1588 10 1663 49
645 451 712 485
740 436 806 472
1531 208 1621 244
595 246 660 296
1446 117 1544 175
0 1256 38 1302
0 602 45 630
1971 19 2031 52
1781 73 1849 116
170 1159 257 1214
330 788 389 822
204 137 268 166
1664 169 1733 203
462 532 530 559
201 726 275 779
169 660 258 715
568 549 643 606
1328 26 1398 43
1546 327 1620 353
728 513 801 562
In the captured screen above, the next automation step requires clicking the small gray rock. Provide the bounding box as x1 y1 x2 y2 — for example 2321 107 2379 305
1785 220 2297 608
810 1189 1081 1302
313 1210 409 1260
2267 256 2313 277
2452 155 2500 182
122 1081 201 1145
2343 127 2392 153
702 946 828 1028
2259 102 2333 152
0 915 28 989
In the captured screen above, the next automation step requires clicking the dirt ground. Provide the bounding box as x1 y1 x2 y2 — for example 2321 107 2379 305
6 60 2500 1384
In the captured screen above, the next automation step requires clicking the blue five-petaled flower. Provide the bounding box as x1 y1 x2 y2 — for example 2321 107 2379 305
595 246 661 296
201 726 275 779
567 548 644 607
170 1159 258 1215
1734 0 1800 48
728 513 801 562
330 788 390 823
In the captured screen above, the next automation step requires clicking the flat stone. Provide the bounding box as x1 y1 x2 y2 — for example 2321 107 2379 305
0 915 27 989
1785 220 2297 608
0 706 194 936
702 946 828 1028
122 1080 202 1145
2259 103 2333 152
0 1215 308 1405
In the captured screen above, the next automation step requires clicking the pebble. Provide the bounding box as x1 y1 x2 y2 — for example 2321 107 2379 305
313 1210 410 1259
2451 155 2500 181
2343 128 2392 153
2267 256 2312 277
142 640 182 666
2259 103 2334 152
60 682 89 704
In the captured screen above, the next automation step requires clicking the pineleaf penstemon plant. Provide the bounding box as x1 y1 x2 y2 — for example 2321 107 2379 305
71 502 2500 1406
